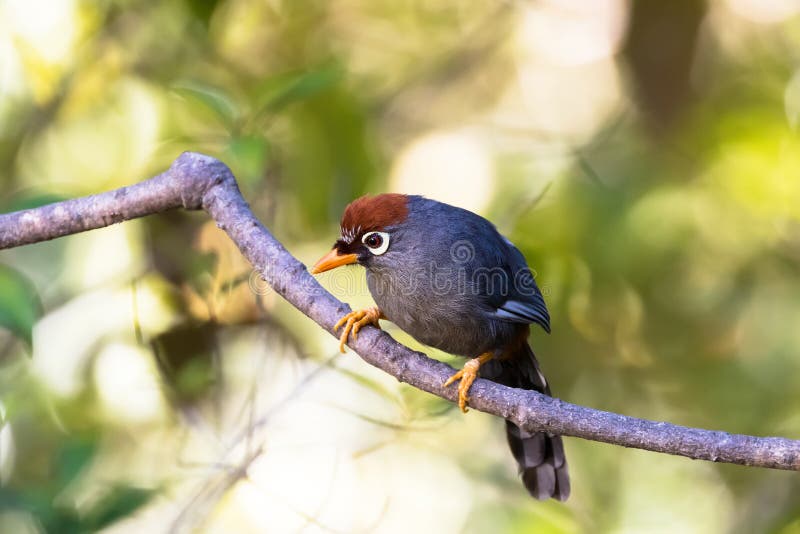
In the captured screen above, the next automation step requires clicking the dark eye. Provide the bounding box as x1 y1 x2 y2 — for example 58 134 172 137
365 233 383 248
361 231 390 255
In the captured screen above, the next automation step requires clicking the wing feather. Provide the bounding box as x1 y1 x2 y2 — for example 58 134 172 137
493 297 551 333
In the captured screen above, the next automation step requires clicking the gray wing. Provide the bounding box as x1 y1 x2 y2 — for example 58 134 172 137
488 237 551 333
419 200 552 333
494 296 551 333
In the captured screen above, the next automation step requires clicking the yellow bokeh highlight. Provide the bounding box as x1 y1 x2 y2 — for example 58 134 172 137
93 343 168 424
1 0 87 103
707 131 800 224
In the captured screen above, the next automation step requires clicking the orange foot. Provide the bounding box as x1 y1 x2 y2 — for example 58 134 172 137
333 306 384 353
443 352 495 413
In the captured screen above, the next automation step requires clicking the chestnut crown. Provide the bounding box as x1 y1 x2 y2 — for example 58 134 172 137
335 193 409 250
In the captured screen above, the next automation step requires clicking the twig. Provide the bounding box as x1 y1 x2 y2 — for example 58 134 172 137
1 152 798 471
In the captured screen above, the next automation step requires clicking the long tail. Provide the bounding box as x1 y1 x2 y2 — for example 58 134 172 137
483 342 570 501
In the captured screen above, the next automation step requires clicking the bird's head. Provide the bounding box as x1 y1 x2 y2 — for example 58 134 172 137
310 193 410 274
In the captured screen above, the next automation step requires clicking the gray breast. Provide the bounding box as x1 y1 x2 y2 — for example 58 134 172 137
366 265 518 357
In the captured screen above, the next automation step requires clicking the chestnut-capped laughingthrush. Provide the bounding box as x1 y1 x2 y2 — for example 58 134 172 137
310 194 569 501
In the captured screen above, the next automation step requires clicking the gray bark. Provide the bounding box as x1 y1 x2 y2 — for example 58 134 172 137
1 152 798 471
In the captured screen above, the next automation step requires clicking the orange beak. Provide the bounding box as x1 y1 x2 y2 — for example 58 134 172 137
310 248 358 274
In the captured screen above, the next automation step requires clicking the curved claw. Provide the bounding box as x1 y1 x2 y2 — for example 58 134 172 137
443 352 494 413
333 307 383 353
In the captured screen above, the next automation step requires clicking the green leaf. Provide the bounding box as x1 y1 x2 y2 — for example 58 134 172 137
57 439 97 486
224 136 270 188
83 486 155 530
172 81 239 128
255 65 342 114
0 265 42 346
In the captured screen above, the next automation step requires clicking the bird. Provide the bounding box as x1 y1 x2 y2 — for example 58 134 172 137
310 193 569 501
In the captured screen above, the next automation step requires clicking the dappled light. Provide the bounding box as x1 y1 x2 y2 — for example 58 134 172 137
1 1 800 533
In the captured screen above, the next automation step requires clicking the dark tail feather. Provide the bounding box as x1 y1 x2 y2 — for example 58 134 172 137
484 342 570 501
507 420 569 500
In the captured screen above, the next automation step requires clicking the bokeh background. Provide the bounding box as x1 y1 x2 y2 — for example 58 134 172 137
1 0 800 532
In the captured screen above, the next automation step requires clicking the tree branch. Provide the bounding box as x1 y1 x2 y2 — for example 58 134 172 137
2 152 798 471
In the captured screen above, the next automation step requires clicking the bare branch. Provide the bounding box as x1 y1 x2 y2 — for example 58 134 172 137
1 152 798 471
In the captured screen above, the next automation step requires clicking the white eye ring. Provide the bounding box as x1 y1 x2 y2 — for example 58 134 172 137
362 231 390 255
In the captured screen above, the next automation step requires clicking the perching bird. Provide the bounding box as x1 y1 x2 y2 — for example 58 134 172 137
310 194 569 501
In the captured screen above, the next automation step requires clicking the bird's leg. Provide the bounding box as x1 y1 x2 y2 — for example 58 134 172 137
333 306 384 353
443 351 495 413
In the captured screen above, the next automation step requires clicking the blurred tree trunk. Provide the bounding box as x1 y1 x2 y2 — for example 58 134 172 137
624 0 708 134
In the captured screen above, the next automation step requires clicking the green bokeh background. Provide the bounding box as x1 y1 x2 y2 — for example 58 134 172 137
1 1 800 532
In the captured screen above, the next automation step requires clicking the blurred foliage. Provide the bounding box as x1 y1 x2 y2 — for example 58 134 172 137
0 437 154 533
1 0 800 533
0 265 41 346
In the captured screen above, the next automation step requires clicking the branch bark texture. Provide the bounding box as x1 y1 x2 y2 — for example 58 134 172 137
1 152 799 471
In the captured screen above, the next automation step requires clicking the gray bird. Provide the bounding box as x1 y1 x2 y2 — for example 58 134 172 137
311 193 569 501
